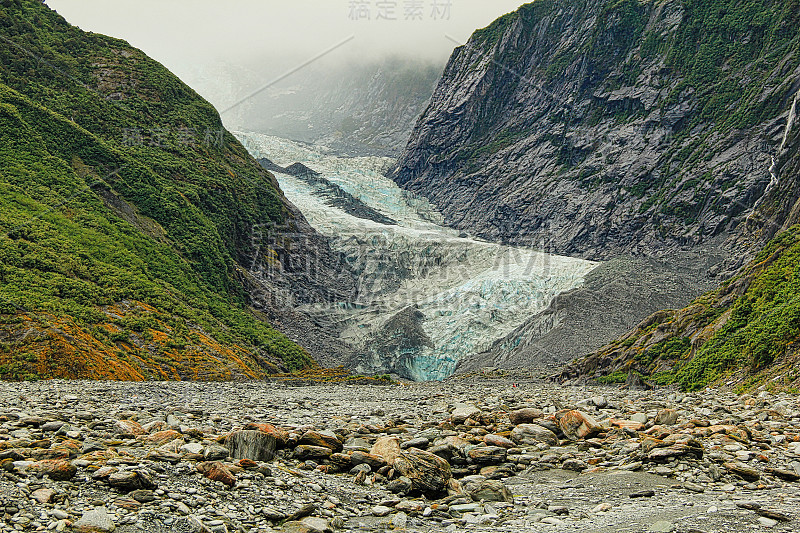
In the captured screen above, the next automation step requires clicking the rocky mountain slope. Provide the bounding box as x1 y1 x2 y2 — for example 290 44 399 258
391 0 800 260
556 46 800 393
456 249 722 374
238 133 596 382
389 0 800 381
0 1 353 380
557 226 800 392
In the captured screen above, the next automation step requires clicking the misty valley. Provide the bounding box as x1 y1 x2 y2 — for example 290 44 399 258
1 1 800 532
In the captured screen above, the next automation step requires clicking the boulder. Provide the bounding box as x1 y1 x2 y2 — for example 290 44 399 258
562 458 588 471
479 464 514 479
447 477 467 496
460 474 487 492
558 410 602 440
392 512 409 529
31 488 54 504
467 446 507 465
510 424 558 446
283 517 331 533
244 423 289 447
203 445 230 461
28 459 76 481
655 409 679 426
370 436 402 466
400 437 430 450
113 419 145 437
197 461 236 487
451 403 481 424
508 408 544 425
180 443 204 455
466 479 514 503
387 476 413 495
441 435 470 450
329 453 352 470
130 490 156 503
285 503 317 522
428 443 458 462
646 444 703 462
108 469 157 492
299 430 343 452
610 419 645 432
143 430 181 445
294 445 332 460
226 430 277 462
91 466 117 481
145 450 181 464
74 507 115 532
371 505 393 517
393 448 452 495
765 467 800 482
350 463 371 475
484 434 515 448
724 461 761 481
395 500 424 514
349 451 386 470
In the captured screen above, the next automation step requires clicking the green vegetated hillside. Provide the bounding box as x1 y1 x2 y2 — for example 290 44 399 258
559 221 800 393
0 0 320 380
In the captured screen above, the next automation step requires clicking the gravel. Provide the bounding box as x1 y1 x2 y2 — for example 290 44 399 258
0 373 798 532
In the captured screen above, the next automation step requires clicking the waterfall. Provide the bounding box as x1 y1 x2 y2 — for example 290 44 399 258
780 91 799 152
750 91 799 217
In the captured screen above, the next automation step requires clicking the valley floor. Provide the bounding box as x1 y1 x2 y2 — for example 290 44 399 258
0 376 798 533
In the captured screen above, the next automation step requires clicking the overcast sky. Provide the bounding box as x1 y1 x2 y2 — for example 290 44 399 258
45 1 525 98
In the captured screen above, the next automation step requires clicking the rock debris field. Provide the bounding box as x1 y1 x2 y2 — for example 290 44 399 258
0 375 799 533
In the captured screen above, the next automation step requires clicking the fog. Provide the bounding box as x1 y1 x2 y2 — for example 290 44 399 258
45 0 525 107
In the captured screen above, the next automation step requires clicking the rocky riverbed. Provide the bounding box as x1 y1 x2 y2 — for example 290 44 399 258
0 374 798 533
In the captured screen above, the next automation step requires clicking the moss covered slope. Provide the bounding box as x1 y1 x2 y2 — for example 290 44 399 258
0 0 323 380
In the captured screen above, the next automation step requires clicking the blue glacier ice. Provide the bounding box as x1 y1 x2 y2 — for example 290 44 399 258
235 132 599 381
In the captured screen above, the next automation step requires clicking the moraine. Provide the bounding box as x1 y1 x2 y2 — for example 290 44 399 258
236 133 598 381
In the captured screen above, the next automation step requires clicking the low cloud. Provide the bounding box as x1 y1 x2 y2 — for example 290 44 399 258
45 0 525 69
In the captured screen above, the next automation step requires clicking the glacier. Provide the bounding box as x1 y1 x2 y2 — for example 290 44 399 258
235 132 599 381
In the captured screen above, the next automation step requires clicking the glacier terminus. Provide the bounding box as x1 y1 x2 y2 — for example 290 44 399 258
237 133 598 381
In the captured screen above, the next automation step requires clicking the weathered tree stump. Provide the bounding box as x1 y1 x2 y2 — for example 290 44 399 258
225 430 277 462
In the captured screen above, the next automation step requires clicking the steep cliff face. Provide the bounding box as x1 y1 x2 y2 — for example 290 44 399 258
391 0 800 259
0 0 353 380
743 91 800 242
